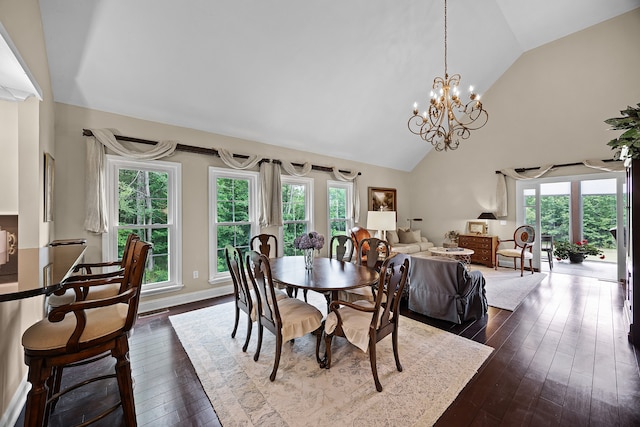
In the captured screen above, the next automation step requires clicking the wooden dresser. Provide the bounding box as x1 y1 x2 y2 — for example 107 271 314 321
458 234 498 268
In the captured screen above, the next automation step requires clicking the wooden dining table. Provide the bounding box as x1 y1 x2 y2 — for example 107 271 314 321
269 256 379 303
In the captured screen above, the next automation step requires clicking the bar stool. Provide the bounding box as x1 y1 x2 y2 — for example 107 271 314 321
22 240 151 426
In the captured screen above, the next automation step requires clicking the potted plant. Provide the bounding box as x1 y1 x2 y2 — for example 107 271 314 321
606 103 640 167
553 240 604 264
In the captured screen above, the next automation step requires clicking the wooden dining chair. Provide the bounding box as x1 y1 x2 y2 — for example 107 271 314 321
329 234 354 262
21 239 151 427
321 254 410 392
495 225 535 276
225 246 287 352
246 251 323 381
251 233 279 258
350 226 371 260
47 233 140 308
337 237 389 303
540 234 554 270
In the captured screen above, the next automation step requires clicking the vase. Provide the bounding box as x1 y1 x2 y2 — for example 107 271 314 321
304 248 315 270
569 253 585 264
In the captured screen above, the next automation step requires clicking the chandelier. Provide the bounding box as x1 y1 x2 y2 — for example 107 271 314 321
408 0 488 151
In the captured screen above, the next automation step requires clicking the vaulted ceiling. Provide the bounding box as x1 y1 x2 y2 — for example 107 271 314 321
39 0 640 171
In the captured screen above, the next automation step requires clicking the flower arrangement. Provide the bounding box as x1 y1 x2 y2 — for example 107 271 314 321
294 231 325 251
554 240 605 261
444 230 460 243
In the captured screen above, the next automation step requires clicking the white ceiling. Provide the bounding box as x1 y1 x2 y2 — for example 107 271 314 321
38 0 640 171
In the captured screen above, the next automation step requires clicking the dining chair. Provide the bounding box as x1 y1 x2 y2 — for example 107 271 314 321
225 246 287 352
251 233 279 258
246 251 323 381
321 254 410 392
350 226 371 260
540 234 554 270
329 234 354 262
337 237 389 303
495 225 535 276
21 239 151 427
47 233 140 309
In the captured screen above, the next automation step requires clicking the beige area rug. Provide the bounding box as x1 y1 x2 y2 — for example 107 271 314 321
169 292 493 427
474 266 547 311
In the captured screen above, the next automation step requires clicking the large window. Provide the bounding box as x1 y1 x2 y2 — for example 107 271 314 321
281 176 313 256
105 156 182 295
209 168 258 282
327 180 353 246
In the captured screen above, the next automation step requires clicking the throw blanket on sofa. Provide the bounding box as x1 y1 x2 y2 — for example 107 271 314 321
407 255 487 324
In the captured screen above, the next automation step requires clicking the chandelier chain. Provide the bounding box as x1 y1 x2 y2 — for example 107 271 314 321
444 0 447 76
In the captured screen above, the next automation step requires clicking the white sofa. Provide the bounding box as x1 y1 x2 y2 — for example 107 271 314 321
386 228 434 255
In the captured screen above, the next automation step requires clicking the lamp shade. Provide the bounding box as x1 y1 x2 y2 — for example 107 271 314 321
367 211 396 232
477 212 497 220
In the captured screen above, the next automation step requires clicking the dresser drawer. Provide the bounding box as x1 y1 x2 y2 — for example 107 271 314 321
458 234 498 268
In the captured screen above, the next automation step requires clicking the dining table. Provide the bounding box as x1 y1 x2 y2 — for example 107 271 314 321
269 256 379 304
0 244 86 302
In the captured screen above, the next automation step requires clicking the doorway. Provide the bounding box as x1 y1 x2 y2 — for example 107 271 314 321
516 172 624 282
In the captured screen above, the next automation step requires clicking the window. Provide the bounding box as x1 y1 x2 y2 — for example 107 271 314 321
209 168 258 283
281 176 313 256
105 156 182 295
327 180 353 247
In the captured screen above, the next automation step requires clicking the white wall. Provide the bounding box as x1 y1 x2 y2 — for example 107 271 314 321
410 9 640 246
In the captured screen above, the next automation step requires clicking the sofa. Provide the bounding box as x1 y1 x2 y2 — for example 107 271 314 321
405 255 487 324
386 228 435 255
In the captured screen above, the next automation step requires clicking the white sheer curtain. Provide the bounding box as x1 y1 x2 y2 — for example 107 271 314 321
84 129 178 233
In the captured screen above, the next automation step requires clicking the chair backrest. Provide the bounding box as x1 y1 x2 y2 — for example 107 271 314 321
251 234 279 258
357 237 390 270
246 251 280 332
372 254 410 339
350 226 371 256
225 246 253 310
540 234 553 250
514 225 535 248
119 233 141 267
123 240 152 332
329 235 354 262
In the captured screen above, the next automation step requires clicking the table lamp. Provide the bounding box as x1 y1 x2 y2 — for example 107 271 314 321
477 212 497 233
367 211 396 241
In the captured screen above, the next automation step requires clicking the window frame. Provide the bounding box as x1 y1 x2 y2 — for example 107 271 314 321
280 175 314 256
327 180 353 239
208 167 259 284
103 155 182 296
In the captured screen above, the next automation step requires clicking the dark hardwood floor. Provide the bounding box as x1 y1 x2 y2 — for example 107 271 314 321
15 271 640 426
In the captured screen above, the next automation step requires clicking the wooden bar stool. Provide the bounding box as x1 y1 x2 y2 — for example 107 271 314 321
22 240 151 427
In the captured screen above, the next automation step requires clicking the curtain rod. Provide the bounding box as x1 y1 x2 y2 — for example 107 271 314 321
82 129 361 176
494 158 618 174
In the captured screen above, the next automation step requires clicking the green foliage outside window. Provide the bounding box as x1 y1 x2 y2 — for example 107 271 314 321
118 169 170 284
216 177 251 273
282 183 307 256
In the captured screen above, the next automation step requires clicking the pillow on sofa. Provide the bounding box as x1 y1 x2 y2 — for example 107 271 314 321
398 229 420 244
387 230 399 245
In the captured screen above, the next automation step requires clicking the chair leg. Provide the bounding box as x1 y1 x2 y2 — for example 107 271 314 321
254 323 263 362
322 334 333 369
392 328 403 373
369 339 382 392
231 304 240 338
242 315 252 352
49 366 64 411
113 335 137 427
270 332 283 382
549 251 553 270
529 258 533 275
513 258 517 271
24 358 52 427
314 327 323 364
520 257 524 276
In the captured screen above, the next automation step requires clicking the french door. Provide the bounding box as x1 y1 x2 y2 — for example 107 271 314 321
516 171 625 280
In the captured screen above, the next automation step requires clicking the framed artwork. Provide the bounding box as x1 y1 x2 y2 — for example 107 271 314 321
44 153 54 222
467 221 487 235
368 187 396 212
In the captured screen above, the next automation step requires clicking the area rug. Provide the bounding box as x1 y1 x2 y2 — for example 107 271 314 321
169 292 493 426
476 267 547 311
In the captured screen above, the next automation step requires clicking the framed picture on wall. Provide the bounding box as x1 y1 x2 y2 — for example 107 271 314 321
368 187 396 212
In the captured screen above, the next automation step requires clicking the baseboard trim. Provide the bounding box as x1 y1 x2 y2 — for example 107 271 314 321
1 374 29 427
138 284 233 314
